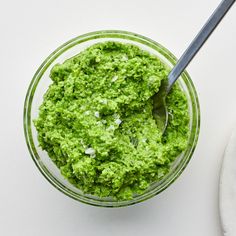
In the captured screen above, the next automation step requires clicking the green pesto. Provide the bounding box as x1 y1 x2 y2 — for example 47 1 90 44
34 41 189 200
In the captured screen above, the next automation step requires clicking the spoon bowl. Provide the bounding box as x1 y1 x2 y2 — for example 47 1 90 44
152 81 168 133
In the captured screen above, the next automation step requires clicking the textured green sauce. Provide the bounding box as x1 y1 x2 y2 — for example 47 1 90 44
34 42 189 200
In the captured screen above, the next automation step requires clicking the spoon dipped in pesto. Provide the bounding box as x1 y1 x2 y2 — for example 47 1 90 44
153 0 235 133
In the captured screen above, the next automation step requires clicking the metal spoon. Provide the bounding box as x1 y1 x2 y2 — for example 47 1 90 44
153 0 235 133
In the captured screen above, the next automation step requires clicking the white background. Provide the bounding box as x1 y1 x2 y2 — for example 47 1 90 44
0 0 236 235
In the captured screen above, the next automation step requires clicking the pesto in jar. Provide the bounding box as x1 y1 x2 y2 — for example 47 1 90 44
34 41 189 200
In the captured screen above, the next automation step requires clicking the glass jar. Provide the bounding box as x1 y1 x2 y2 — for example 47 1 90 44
24 30 200 207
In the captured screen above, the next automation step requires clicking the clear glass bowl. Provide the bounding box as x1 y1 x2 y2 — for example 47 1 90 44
24 30 200 207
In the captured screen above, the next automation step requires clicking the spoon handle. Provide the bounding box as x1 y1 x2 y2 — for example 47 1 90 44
167 0 235 92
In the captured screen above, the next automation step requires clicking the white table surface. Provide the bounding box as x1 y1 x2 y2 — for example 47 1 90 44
0 0 236 235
